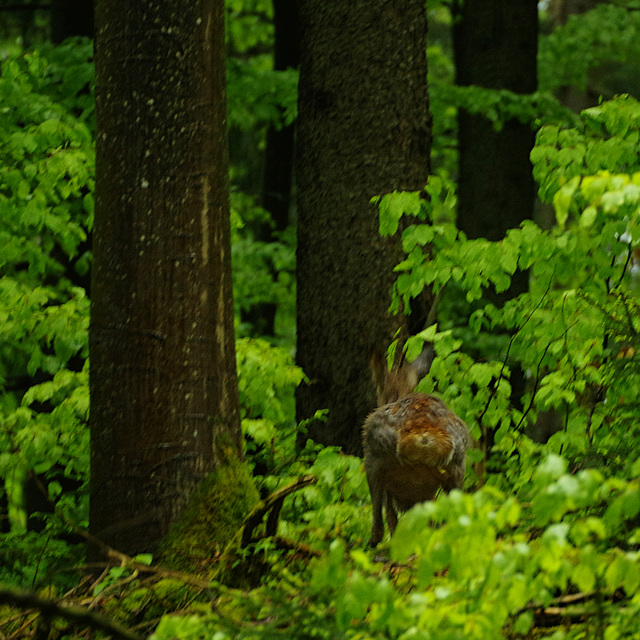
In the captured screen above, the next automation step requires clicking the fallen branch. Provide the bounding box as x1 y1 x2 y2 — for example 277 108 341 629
0 585 142 640
240 475 317 547
520 589 623 627
272 535 321 558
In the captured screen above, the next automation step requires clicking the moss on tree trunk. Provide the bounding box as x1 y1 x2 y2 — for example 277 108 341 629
159 437 260 574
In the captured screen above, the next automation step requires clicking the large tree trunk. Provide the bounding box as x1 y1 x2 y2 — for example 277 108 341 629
90 0 243 555
295 0 431 455
453 0 538 241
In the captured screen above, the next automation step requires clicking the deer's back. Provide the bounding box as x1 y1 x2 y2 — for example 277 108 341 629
363 393 469 507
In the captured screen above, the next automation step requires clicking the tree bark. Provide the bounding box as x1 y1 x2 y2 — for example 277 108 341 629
90 0 242 555
295 0 431 455
240 0 300 337
261 0 300 237
453 0 538 241
51 0 94 43
452 0 538 460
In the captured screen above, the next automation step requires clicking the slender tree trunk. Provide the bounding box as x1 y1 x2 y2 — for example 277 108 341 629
51 0 94 43
296 0 431 455
261 0 299 236
90 0 242 555
453 0 538 241
452 0 538 465
241 0 300 337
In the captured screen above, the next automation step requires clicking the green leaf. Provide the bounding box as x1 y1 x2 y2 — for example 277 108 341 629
376 190 422 236
572 561 596 593
580 205 598 227
553 176 580 229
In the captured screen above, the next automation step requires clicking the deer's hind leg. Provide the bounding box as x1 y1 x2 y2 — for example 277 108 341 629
384 491 398 536
365 466 386 547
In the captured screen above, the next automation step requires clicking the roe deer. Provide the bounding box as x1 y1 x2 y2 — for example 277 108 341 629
362 349 470 547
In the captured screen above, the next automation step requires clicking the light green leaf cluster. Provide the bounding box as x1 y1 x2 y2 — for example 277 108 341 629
236 337 305 474
0 51 94 284
1 367 89 502
0 45 93 543
289 465 639 640
531 95 640 205
376 95 640 485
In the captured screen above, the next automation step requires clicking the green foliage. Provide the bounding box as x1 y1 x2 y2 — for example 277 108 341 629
539 2 640 95
32 39 96 128
434 85 579 132
225 0 297 132
227 60 297 132
0 44 93 558
5 6 640 640
0 47 94 285
230 192 296 340
0 531 84 590
532 94 640 205
373 97 640 485
225 0 297 342
150 456 640 639
227 0 273 54
234 337 371 544
236 337 304 473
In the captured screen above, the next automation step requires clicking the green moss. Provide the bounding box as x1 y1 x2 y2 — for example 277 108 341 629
101 577 198 626
159 440 260 574
119 585 153 616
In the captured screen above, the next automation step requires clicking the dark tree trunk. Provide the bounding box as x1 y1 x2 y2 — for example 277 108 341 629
295 0 431 455
51 0 94 43
453 0 538 241
241 0 300 337
260 0 300 237
90 0 241 555
452 0 538 465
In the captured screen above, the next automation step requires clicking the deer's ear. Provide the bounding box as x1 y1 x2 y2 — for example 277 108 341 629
410 344 435 380
370 350 389 397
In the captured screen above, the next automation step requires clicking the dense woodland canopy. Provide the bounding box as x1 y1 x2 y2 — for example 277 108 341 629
1 0 640 638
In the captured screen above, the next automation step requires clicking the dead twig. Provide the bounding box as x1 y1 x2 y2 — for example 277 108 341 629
240 475 317 547
0 585 142 640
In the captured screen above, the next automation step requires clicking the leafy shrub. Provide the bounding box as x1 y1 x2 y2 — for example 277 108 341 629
236 337 303 474
374 96 640 484
150 455 640 640
230 192 296 341
0 45 93 545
